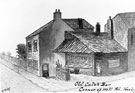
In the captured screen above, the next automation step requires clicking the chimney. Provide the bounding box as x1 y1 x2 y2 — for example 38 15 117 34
96 22 100 35
109 16 114 39
53 9 62 20
78 18 83 29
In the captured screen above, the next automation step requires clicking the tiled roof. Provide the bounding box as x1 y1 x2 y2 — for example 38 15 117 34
71 32 127 53
70 31 109 40
26 18 94 38
63 18 94 30
54 31 127 53
54 38 93 53
26 20 53 38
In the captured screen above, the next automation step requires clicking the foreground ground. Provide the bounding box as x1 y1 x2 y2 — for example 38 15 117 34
0 62 48 92
0 58 135 93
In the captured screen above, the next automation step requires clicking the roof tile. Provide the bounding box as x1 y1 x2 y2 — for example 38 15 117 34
54 38 93 53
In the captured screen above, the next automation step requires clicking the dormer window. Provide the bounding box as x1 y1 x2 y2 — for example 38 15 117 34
33 40 38 52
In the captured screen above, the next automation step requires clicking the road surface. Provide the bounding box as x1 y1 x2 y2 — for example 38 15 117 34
0 62 47 93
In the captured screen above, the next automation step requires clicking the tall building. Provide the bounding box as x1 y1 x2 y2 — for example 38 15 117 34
105 12 135 71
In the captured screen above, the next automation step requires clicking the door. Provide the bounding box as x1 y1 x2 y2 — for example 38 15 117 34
42 63 49 78
96 60 102 76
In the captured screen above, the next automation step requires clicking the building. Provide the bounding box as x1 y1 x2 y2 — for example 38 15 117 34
54 23 127 76
105 12 135 71
26 10 133 77
26 9 94 77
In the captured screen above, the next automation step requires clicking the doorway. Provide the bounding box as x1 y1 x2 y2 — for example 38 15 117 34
42 63 49 78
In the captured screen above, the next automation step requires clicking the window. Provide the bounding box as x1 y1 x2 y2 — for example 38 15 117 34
67 53 92 68
33 40 38 52
108 59 120 68
27 42 32 52
28 59 32 67
131 34 133 45
33 60 38 70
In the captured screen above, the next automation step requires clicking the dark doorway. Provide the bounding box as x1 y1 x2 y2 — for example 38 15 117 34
42 63 49 78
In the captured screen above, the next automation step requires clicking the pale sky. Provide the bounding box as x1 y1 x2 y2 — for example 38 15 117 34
0 0 134 56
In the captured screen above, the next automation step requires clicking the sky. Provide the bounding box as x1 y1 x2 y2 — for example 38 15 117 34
0 0 135 56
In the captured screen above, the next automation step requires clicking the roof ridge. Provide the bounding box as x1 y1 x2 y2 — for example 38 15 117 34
69 32 94 52
26 20 53 38
118 12 135 28
118 12 135 15
113 12 135 19
62 18 84 20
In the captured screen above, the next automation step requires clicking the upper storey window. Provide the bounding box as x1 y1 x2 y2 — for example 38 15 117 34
131 34 133 45
28 42 32 52
33 40 38 52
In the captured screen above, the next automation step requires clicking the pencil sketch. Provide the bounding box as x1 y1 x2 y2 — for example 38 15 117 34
0 0 135 93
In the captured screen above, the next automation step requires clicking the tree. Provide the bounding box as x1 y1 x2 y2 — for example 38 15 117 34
16 44 27 60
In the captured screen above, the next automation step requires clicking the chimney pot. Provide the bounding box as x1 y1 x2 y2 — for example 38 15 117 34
58 9 60 12
55 9 57 12
109 16 111 19
78 18 83 29
96 22 100 35
109 16 114 39
53 9 62 20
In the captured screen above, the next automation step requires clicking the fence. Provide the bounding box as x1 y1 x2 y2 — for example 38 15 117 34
0 54 70 80
0 54 38 72
0 54 27 71
56 64 70 81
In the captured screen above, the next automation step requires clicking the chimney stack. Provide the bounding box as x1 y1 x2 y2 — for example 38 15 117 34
53 9 62 20
96 22 100 35
109 16 114 39
78 18 83 29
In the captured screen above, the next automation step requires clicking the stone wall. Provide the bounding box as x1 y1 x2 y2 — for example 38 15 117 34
56 64 70 81
66 53 94 75
104 15 128 50
79 68 93 75
95 52 128 76
113 16 128 50
0 55 39 75
128 27 135 71
39 19 74 77
27 59 39 75
26 35 40 76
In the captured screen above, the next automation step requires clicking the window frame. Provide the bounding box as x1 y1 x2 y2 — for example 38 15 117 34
108 59 120 68
27 41 32 52
131 33 133 45
33 40 38 52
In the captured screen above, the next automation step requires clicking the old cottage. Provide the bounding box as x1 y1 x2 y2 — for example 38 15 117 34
54 23 127 76
26 10 133 77
26 9 94 77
